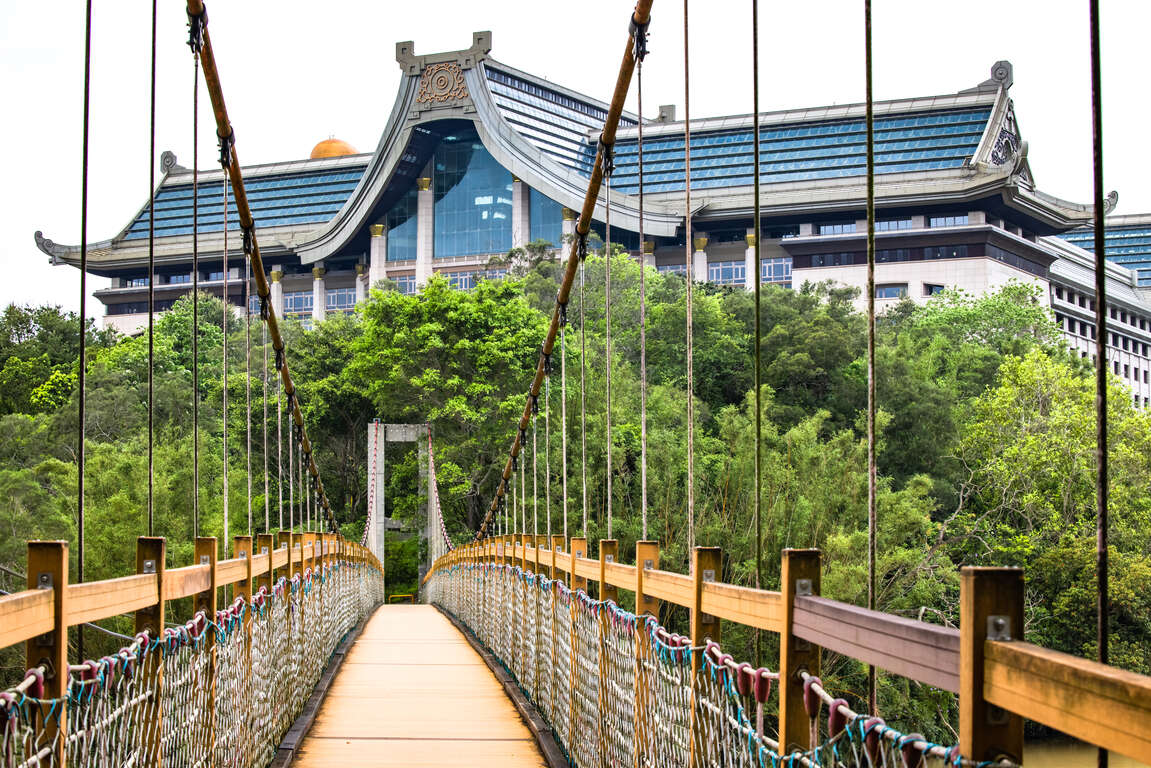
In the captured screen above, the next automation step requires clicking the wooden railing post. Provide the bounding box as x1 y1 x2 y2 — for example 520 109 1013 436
233 535 254 760
634 540 659 768
551 534 564 581
194 537 219 758
688 546 722 768
256 533 274 593
570 536 588 592
960 567 1024 765
779 548 821 757
134 536 165 768
599 539 618 604
25 541 68 767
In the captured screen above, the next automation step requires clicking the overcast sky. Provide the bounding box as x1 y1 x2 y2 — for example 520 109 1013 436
2 0 1148 319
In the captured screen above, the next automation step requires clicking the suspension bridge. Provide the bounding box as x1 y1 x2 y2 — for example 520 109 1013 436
5 0 1151 767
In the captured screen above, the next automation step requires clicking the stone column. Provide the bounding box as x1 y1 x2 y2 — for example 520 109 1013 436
562 207 578 245
642 240 655 269
269 269 285 319
416 176 434 287
745 231 757 291
692 235 708 283
512 177 530 250
369 224 388 287
355 263 367 304
311 265 326 324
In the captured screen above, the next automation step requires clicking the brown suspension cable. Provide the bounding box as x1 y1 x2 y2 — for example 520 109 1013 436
77 0 93 663
532 408 538 540
185 0 337 530
864 0 879 715
192 52 201 537
545 363 551 542
278 379 284 530
474 0 654 539
683 0 695 557
147 0 157 537
1088 7 1109 768
561 304 569 540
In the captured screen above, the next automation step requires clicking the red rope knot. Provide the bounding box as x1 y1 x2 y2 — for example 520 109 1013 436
898 733 926 768
863 717 886 765
828 698 851 738
734 662 753 697
80 659 100 683
755 667 774 704
802 675 823 719
23 668 44 699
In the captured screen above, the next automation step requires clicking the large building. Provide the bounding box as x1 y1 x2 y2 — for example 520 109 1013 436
32 33 1151 405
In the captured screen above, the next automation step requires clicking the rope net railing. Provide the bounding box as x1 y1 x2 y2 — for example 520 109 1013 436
1 538 383 768
425 542 1151 768
426 560 979 768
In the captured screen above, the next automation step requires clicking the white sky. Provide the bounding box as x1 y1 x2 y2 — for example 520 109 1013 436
2 0 1148 319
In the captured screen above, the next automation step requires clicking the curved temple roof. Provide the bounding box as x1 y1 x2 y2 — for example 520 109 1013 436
36 38 1107 271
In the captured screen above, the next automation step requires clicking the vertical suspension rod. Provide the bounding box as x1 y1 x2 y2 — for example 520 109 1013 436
185 0 337 529
864 0 879 716
475 0 654 539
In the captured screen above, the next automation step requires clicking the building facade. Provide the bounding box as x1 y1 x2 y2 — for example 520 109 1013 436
33 34 1151 402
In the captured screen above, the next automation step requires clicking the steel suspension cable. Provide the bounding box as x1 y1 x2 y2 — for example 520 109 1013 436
635 35 649 541
864 0 879 715
1088 8 1109 768
474 0 653 539
604 143 614 540
184 0 338 530
76 0 92 663
521 432 527 535
683 0 695 557
288 381 294 530
277 372 283 530
246 249 253 536
561 309 569 540
222 167 230 555
192 51 200 537
533 408 538 541
752 0 763 666
581 261 589 539
545 364 552 543
147 0 157 536
263 322 269 532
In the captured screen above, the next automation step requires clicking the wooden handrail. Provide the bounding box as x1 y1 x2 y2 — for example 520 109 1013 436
794 595 960 692
1 534 380 652
985 639 1151 764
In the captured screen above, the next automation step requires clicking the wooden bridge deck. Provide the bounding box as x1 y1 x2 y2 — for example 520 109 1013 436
294 604 547 768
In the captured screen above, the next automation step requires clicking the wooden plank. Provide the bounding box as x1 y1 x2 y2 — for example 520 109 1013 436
779 549 820 757
642 568 693 608
68 573 158 625
216 557 248 587
251 552 270 580
985 640 1151 765
793 595 959 692
604 560 635 594
0 588 52 650
554 549 572 576
701 582 783 633
164 563 211 600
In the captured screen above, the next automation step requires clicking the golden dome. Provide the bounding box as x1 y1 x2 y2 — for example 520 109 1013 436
309 137 358 159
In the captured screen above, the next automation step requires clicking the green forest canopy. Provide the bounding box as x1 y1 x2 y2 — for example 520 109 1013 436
2 257 1148 739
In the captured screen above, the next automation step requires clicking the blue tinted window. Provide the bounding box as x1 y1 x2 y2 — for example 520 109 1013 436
326 287 356 312
168 273 191 284
761 257 792 287
708 260 745 285
819 222 856 235
876 218 913 231
657 263 687 275
284 290 313 315
387 187 418 262
392 275 417 295
929 215 968 227
434 129 513 259
875 284 907 299
529 187 563 247
442 270 477 291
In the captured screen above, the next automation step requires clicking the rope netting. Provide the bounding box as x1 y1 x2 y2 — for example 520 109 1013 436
427 563 990 768
1 561 382 768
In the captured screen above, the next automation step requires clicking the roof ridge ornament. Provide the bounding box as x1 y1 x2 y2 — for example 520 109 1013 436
396 31 492 76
